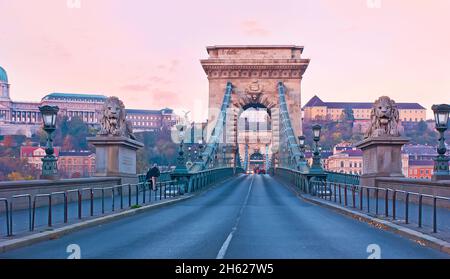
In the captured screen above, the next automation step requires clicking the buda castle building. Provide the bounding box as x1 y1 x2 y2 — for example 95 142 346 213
0 65 178 137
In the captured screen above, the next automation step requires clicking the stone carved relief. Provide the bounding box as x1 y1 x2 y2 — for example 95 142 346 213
203 68 303 79
365 96 400 138
98 96 136 140
233 80 278 110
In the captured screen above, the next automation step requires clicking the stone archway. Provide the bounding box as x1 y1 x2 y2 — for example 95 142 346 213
201 45 310 166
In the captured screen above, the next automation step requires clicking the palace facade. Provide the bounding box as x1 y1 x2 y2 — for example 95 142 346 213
303 95 427 122
0 65 178 137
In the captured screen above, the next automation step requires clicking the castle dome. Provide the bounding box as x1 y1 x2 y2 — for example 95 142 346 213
0 66 8 83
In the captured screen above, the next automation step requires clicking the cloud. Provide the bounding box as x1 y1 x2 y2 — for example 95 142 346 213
240 20 271 37
120 74 173 92
147 88 181 108
120 83 151 92
156 59 180 72
148 75 172 84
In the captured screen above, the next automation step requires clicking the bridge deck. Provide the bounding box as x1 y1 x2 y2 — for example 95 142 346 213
1 175 448 259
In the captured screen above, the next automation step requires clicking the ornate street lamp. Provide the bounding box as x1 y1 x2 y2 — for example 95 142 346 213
298 135 306 161
39 105 59 179
198 138 204 161
432 104 450 180
310 124 324 174
174 123 188 174
188 146 192 161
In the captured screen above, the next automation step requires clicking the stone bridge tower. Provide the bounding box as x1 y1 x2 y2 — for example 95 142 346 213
200 45 310 167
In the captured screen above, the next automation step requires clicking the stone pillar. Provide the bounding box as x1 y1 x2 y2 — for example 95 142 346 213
356 136 409 187
87 136 144 184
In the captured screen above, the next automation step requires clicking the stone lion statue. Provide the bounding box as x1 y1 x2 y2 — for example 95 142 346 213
365 96 400 138
99 96 136 140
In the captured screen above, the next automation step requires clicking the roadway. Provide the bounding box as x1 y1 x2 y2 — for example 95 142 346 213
1 174 448 259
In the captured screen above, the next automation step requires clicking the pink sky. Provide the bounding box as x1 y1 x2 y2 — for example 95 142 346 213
0 0 449 121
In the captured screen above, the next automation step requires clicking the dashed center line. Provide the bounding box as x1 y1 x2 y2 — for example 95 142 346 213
216 175 255 259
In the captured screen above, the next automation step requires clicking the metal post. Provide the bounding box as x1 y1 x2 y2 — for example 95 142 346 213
128 184 132 207
352 186 356 208
78 190 82 220
102 188 105 214
64 193 68 223
392 190 397 220
405 192 409 224
385 190 388 217
344 185 348 206
120 186 124 209
359 186 363 211
433 197 437 233
112 188 115 212
90 189 94 217
338 184 342 204
48 195 52 227
367 188 370 213
375 188 379 216
418 195 423 228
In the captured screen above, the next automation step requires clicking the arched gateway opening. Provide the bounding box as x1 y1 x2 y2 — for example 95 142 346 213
238 106 272 172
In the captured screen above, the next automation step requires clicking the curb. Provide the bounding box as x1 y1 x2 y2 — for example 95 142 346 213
277 178 450 255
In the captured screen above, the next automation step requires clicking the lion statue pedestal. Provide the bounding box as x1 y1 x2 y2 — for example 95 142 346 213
87 97 144 184
355 96 409 187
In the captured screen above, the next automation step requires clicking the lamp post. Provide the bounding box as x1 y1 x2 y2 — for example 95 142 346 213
188 146 192 160
174 123 188 174
39 105 59 179
198 138 204 161
298 135 306 161
310 124 324 174
222 146 227 167
297 135 309 172
432 104 450 180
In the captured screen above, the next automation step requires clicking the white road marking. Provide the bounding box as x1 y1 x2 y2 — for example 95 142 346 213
216 175 255 259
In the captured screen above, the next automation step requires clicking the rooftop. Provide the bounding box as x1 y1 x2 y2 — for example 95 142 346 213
403 144 437 155
0 66 8 83
59 151 94 157
42 93 107 101
303 96 425 110
126 108 174 114
206 45 304 51
409 160 435 166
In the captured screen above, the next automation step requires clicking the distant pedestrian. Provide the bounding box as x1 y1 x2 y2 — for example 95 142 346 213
146 163 160 191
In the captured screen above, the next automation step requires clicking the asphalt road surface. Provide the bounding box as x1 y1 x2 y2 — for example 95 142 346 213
1 174 448 259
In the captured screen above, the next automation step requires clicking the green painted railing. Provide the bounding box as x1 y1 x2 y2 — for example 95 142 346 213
186 167 245 193
138 171 172 184
271 167 359 195
325 171 360 185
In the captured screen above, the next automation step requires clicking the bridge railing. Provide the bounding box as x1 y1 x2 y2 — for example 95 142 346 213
272 166 449 234
186 167 245 193
0 179 185 237
325 171 360 185
138 171 173 184
310 180 450 234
